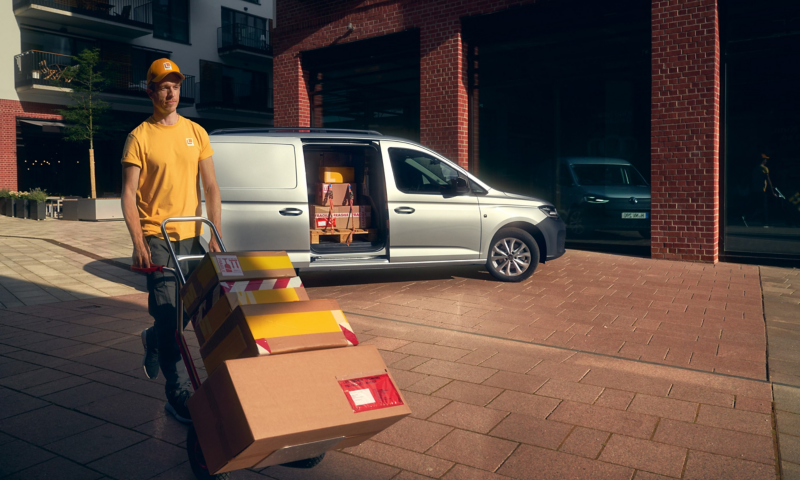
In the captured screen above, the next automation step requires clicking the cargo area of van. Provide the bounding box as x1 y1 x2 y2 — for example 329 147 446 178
303 144 388 255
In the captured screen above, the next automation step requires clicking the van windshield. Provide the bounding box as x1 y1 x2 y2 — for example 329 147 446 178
571 164 648 186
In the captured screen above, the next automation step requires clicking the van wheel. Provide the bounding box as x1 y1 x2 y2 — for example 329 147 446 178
486 228 539 282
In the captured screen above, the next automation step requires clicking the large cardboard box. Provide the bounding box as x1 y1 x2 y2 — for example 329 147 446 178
181 251 296 316
310 205 371 230
314 183 356 206
319 166 354 184
189 281 309 347
199 299 359 374
188 345 411 474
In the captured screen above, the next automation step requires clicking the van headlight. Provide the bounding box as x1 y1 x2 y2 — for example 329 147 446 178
584 195 610 204
539 205 559 218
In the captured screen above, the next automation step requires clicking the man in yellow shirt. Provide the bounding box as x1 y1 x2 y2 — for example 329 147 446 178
121 59 222 423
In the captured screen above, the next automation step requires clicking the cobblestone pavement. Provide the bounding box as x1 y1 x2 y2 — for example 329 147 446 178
0 215 795 479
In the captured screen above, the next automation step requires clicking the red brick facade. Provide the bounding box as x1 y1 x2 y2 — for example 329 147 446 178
0 100 62 191
650 0 720 262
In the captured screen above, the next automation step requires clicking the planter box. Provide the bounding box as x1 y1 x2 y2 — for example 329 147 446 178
61 199 79 221
3 198 14 217
0 198 5 216
14 199 28 219
77 198 123 221
28 201 46 221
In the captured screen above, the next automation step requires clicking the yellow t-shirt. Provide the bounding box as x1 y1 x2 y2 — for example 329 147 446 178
121 116 214 240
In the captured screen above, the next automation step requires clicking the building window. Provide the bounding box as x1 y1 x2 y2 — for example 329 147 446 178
199 60 271 112
21 29 94 56
153 0 190 44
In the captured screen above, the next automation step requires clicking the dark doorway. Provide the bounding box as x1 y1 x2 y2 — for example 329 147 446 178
304 30 421 141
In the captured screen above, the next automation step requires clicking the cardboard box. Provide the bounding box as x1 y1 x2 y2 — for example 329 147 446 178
181 251 296 316
310 205 371 230
199 298 359 375
314 183 356 206
188 345 411 474
189 278 308 347
319 166 354 184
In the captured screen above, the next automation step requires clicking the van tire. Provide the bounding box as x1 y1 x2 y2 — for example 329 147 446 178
486 228 540 282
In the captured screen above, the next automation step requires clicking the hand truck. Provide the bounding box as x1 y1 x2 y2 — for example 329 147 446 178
131 217 325 480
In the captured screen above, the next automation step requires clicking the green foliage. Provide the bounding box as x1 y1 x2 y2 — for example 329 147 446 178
27 188 48 203
58 48 111 147
0 189 9 198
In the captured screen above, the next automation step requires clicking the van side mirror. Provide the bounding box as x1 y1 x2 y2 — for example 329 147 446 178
444 177 470 196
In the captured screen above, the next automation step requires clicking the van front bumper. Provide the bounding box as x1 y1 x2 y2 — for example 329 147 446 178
539 217 566 261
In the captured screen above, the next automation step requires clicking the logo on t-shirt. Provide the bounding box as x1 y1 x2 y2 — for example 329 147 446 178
186 138 194 146
164 62 173 71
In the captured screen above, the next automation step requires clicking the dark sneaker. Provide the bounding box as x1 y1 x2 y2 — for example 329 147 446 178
166 390 192 424
141 328 160 380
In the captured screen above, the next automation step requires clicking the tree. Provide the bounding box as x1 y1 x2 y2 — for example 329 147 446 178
58 48 110 199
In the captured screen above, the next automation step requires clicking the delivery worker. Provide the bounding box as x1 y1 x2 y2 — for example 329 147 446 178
121 58 222 424
743 153 777 227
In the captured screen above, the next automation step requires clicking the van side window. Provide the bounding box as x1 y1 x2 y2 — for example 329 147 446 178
389 148 461 194
213 144 297 189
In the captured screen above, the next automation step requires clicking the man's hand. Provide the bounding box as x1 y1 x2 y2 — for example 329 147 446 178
132 240 152 268
208 238 222 253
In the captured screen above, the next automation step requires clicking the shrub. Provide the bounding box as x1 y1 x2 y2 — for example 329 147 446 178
28 188 48 203
0 189 9 198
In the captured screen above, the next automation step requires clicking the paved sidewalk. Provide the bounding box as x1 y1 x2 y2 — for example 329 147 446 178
0 215 792 479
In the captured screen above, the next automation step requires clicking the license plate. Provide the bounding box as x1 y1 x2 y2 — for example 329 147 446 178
622 212 648 219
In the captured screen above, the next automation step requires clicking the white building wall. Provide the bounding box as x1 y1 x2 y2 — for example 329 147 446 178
1 5 24 101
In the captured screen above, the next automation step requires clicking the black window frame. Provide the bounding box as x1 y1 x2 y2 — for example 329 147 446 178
153 0 191 45
389 148 470 196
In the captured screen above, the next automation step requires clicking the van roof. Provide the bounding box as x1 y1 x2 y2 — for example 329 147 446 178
209 127 412 142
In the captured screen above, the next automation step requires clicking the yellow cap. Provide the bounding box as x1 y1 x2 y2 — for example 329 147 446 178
147 58 185 84
761 153 770 160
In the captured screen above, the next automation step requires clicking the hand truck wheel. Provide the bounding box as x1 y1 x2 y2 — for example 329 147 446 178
187 425 231 480
280 453 325 469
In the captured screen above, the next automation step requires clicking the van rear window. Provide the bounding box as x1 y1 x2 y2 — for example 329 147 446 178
213 143 297 189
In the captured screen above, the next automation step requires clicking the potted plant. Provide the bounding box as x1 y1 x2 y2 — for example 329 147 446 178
13 191 29 219
27 188 48 221
3 191 16 217
0 189 8 216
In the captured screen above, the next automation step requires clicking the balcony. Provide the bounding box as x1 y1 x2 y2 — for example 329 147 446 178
196 81 272 119
13 0 153 39
217 24 272 60
14 50 195 105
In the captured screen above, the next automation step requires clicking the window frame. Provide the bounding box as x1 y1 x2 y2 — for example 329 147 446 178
388 147 471 196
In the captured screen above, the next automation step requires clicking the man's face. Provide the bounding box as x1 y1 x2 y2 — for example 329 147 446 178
148 73 182 114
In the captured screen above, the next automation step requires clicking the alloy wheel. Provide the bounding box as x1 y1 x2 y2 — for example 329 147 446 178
490 237 531 277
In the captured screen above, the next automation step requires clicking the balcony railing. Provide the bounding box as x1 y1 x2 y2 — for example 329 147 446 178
198 81 273 113
217 24 272 56
14 50 195 104
13 0 153 28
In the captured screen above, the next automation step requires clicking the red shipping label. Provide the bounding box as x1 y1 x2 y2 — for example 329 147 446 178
339 374 404 413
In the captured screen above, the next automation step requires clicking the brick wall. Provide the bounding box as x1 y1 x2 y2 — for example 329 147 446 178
650 0 721 262
0 100 62 191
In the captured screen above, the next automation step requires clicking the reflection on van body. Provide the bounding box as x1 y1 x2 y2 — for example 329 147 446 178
558 157 651 238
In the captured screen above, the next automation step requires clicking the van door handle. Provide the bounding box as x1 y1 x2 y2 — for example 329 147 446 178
279 208 303 216
394 207 415 214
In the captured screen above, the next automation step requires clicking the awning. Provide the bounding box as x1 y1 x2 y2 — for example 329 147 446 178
19 119 68 133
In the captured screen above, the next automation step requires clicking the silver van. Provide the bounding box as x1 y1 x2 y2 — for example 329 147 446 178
206 128 565 282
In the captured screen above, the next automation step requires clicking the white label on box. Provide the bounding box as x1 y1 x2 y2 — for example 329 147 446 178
348 388 376 406
215 255 244 276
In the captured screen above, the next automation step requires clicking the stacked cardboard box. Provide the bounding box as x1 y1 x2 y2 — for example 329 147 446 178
182 251 410 474
312 166 372 238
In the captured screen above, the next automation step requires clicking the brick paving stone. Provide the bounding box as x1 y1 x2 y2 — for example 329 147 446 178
0 404 104 445
696 404 772 436
667 383 735 408
653 419 775 464
404 375 452 395
441 464 512 479
429 401 508 434
777 411 800 437
0 367 71 390
371 417 453 453
413 359 497 383
0 359 41 379
22 374 90 397
432 380 503 406
527 360 590 382
134 416 188 446
41 381 123 408
780 433 800 464
0 389 49 420
402 391 451 420
580 369 672 397
498 444 635 480
548 401 659 439
344 440 454 477
395 342 472 362
536 380 604 404
558 427 610 459
47 423 148 463
735 396 772 415
628 394 698 422
426 429 517 472
482 371 549 394
263 450 401 480
478 353 542 373
782 461 800 480
456 348 498 366
633 472 674 480
391 355 431 371
388 369 428 389
76 391 166 428
0 440 57 476
594 389 635 410
486 390 561 418
490 413 573 449
598 434 687 478
4 455 104 480
88 438 186 480
682 450 777 480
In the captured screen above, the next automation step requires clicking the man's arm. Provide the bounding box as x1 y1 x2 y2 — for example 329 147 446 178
767 172 776 195
121 164 151 267
199 156 222 252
